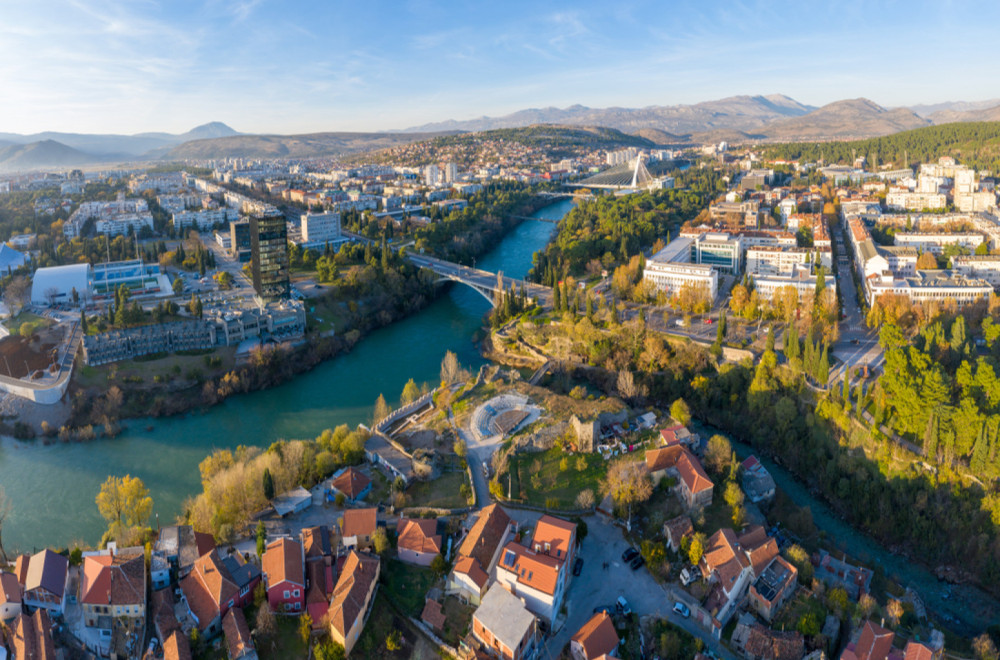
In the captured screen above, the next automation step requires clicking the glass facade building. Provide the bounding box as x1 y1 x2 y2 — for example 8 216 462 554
250 211 290 303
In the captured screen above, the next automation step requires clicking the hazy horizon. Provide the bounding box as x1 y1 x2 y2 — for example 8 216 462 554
3 0 1000 136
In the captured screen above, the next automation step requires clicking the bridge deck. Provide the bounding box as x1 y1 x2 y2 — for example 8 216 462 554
406 254 552 308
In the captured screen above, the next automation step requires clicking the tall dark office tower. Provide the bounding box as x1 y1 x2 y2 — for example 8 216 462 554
249 211 290 303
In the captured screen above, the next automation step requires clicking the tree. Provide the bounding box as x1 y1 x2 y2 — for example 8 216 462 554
386 630 403 652
616 370 646 404
886 598 904 627
602 459 652 530
372 527 390 555
298 612 313 645
372 393 391 424
256 520 267 557
2 275 30 317
797 611 821 636
723 481 745 509
688 531 706 565
670 398 692 426
172 277 184 295
704 435 733 474
916 252 938 270
440 350 462 384
857 593 877 619
255 602 276 639
315 640 346 660
401 378 421 405
575 489 595 509
973 634 1000 660
95 475 153 542
0 486 10 564
430 553 448 576
262 468 275 501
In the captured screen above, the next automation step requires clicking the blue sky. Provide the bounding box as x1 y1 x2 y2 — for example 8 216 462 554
2 0 1000 135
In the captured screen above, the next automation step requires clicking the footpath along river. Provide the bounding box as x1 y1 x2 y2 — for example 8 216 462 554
0 199 571 553
692 422 998 634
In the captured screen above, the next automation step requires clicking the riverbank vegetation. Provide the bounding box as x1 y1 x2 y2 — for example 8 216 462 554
529 167 725 284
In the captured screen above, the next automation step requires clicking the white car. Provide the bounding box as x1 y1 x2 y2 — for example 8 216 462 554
672 601 690 618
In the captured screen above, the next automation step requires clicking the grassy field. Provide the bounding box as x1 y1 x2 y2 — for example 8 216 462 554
772 590 828 635
258 614 309 660
354 593 440 659
380 559 439 617
4 311 52 334
407 456 470 509
509 447 608 508
306 296 350 334
439 596 474 647
73 346 237 390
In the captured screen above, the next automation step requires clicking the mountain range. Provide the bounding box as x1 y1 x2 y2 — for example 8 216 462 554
4 95 1000 171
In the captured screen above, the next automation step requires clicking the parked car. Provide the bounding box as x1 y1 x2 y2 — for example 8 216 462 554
616 596 632 615
629 555 645 570
704 318 713 324
573 557 584 576
672 601 690 618
621 547 639 563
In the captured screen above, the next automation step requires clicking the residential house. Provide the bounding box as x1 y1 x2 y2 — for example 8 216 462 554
397 518 443 567
644 446 714 509
841 621 900 660
448 504 514 605
179 550 259 637
10 610 56 660
328 551 380 655
20 549 69 617
421 599 447 633
163 629 193 660
272 487 313 517
699 529 752 625
330 467 372 503
471 584 539 660
341 508 378 549
903 641 940 660
495 515 575 623
738 526 779 578
262 538 306 613
151 589 182 651
659 424 696 448
817 551 874 600
732 618 804 660
569 611 619 660
748 556 798 622
740 456 776 503
79 549 147 630
663 515 693 553
156 525 217 579
0 572 21 622
301 526 335 628
223 608 258 660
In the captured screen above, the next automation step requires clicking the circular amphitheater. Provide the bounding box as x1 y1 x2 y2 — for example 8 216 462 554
471 393 540 442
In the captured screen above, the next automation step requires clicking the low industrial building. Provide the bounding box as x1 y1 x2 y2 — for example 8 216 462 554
30 263 91 306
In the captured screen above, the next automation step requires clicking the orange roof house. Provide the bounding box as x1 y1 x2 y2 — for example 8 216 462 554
328 551 380 655
330 467 372 502
570 611 619 660
341 508 378 548
397 518 442 567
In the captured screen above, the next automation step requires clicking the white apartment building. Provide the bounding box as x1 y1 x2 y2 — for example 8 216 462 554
745 246 832 276
877 246 918 277
753 266 836 301
606 148 639 166
643 261 718 300
301 212 342 244
444 162 458 183
892 232 985 254
886 191 947 211
424 165 440 187
64 195 155 238
952 255 1000 287
868 270 993 306
172 208 239 232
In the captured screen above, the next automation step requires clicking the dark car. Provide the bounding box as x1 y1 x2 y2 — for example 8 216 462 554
573 557 584 576
621 547 639 563
630 555 645 570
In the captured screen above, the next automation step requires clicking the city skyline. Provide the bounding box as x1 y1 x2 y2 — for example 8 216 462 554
2 0 1000 136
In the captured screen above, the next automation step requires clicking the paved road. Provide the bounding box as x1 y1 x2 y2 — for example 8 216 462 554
406 253 553 308
543 513 736 660
830 224 883 381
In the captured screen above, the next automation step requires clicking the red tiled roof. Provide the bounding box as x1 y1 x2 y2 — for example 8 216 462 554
571 611 619 659
163 630 193 660
397 518 442 556
14 554 29 585
663 515 693 547
0 571 21 606
700 529 749 591
453 556 489 589
331 467 371 499
645 446 682 472
421 599 447 631
737 525 768 550
179 549 238 630
222 608 255 659
458 503 511 572
904 642 936 660
746 538 779 577
531 515 575 561
341 508 377 538
263 538 304 589
79 553 145 607
328 551 379 640
676 449 712 495
498 541 562 596
194 531 216 557
854 621 896 660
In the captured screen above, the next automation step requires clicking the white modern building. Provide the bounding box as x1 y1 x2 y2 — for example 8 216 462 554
745 246 831 276
952 255 1000 287
172 208 239 232
643 238 720 300
64 195 155 238
30 263 91 306
868 270 993 306
892 232 985 254
299 211 342 247
885 191 947 211
753 266 837 301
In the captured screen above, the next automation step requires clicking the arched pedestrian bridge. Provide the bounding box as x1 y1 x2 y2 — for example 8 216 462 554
405 253 553 309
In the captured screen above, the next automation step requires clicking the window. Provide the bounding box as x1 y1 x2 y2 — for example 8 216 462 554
293 589 300 598
284 590 290 598
294 602 301 610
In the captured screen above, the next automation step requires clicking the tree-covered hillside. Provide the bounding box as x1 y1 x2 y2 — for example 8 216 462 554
760 122 1000 173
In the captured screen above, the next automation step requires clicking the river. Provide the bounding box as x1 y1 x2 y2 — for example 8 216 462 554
0 199 570 554
693 422 998 634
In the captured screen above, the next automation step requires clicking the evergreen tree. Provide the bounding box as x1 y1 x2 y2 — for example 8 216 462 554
553 282 561 310
766 325 775 353
971 424 989 473
842 375 850 404
80 309 88 334
586 294 595 320
814 265 826 299
817 344 830 384
262 468 275 500
786 324 799 360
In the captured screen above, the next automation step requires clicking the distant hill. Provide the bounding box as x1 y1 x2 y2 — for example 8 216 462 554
0 122 239 157
165 131 455 160
403 94 815 135
753 98 930 141
928 104 1000 125
910 99 1000 118
0 140 96 171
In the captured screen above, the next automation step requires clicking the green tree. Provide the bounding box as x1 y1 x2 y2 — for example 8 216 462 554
430 553 448 576
262 468 275 500
298 612 313 644
688 531 706 565
172 277 183 295
372 393 391 424
315 640 346 660
386 630 403 652
670 398 692 426
372 527 390 555
256 520 267 557
797 611 821 636
95 475 153 542
401 378 421 405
